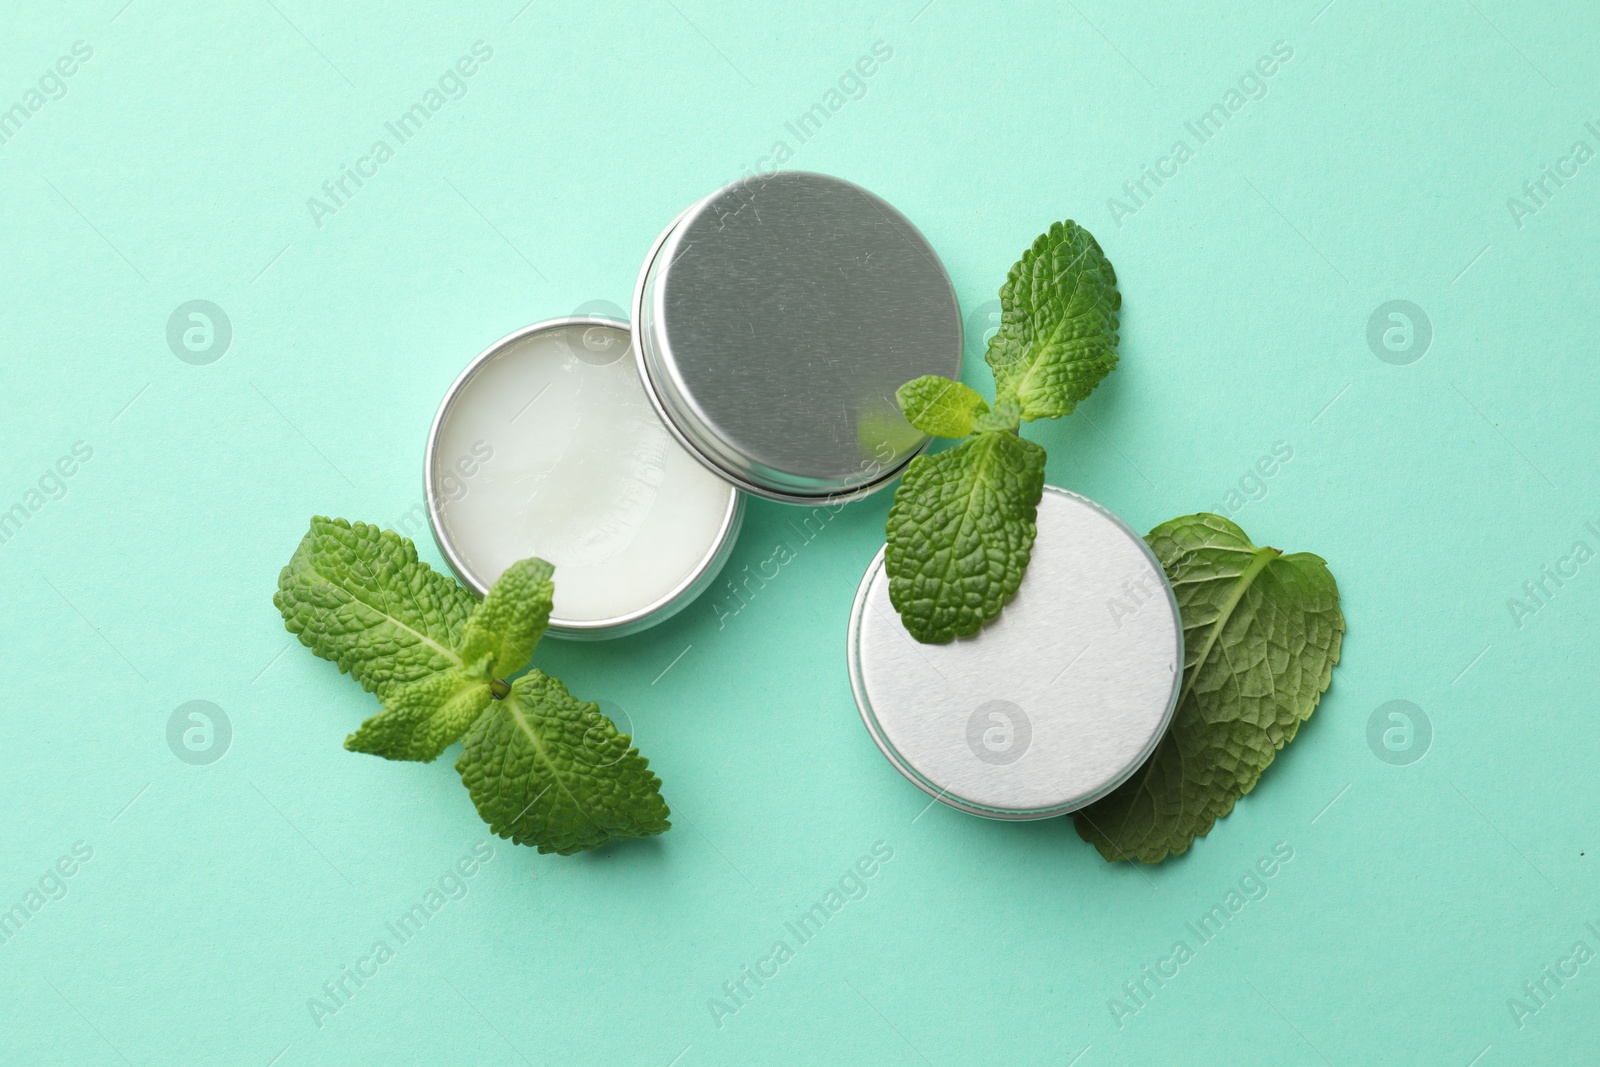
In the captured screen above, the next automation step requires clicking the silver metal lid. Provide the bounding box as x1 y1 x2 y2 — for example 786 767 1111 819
632 172 962 504
847 487 1184 819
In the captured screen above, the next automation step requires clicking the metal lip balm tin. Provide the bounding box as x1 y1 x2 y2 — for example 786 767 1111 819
847 487 1184 820
631 171 962 504
425 316 744 641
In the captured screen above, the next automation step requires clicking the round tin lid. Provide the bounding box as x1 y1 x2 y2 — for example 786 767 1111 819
632 172 962 503
847 487 1184 820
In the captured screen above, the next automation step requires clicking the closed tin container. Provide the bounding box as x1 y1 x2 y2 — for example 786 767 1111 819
847 487 1184 819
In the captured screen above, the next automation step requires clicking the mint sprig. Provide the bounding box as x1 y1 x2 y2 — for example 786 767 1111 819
274 517 669 855
1074 514 1344 863
886 221 1120 643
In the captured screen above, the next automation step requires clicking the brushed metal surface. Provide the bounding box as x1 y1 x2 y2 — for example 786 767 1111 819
847 487 1184 819
633 172 962 502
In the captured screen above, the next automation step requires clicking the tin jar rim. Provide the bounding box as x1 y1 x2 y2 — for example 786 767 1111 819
425 316 745 640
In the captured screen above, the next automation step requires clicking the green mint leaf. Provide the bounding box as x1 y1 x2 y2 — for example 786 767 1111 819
458 557 555 679
455 670 671 855
985 220 1120 421
895 374 990 438
353 558 555 762
971 396 1021 434
884 431 1046 643
276 518 673 854
345 663 495 762
274 517 474 698
1074 514 1344 864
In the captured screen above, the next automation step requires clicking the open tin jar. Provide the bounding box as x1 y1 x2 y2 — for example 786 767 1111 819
426 172 963 638
426 317 744 639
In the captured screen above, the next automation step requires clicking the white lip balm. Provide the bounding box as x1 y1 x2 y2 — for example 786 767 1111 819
427 318 741 638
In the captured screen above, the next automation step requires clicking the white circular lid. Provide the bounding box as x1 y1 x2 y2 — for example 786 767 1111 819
847 486 1183 819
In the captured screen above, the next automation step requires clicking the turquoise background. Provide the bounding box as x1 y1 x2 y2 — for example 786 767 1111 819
3 0 1597 1063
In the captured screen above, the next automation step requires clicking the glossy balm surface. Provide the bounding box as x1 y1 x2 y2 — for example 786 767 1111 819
432 322 735 624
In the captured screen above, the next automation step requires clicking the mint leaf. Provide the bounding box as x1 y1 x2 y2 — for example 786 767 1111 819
274 517 474 698
884 431 1046 643
459 557 555 678
986 221 1119 421
339 558 552 763
277 519 670 854
896 375 990 438
971 397 1021 434
455 670 671 855
1074 514 1344 863
884 221 1120 644
345 664 495 762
